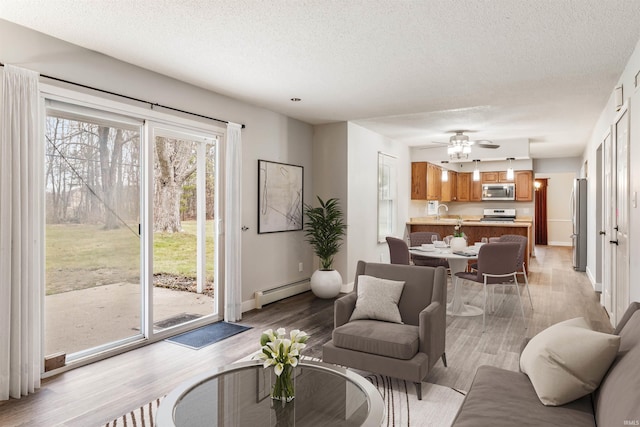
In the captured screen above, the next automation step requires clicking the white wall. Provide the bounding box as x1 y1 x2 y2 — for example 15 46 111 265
311 122 411 283
346 123 410 275
533 157 582 174
537 173 575 246
584 35 640 304
0 19 315 310
311 122 349 282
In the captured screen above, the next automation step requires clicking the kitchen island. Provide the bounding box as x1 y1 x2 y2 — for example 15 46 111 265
407 217 533 269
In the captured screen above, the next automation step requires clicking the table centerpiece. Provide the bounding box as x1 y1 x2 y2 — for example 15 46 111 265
254 327 309 402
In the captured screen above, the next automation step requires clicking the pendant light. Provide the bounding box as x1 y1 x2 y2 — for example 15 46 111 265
472 159 480 181
441 161 449 182
506 158 515 180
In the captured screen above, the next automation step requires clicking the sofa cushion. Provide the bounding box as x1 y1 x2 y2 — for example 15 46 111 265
350 275 405 324
595 307 640 427
452 365 596 427
520 317 620 406
332 319 419 360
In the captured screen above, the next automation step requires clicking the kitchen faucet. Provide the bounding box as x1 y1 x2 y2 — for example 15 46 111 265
436 204 448 220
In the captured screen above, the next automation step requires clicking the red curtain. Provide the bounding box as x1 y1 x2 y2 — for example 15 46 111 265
535 179 548 245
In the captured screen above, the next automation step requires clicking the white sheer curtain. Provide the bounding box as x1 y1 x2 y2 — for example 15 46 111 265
0 65 43 400
224 122 243 322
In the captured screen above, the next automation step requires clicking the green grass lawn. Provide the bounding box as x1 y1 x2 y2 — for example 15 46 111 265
46 220 215 295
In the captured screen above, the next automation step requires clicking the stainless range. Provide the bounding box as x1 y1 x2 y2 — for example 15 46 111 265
480 208 516 223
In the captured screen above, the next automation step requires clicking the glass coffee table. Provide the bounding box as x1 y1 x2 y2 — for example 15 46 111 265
156 359 384 426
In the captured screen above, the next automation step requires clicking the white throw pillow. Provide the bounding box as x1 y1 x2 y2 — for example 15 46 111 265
520 317 620 406
349 275 405 324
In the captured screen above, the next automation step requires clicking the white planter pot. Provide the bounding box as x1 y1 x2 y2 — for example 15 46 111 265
310 269 342 299
450 236 467 251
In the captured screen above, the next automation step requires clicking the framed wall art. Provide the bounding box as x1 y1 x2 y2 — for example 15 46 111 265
258 160 304 233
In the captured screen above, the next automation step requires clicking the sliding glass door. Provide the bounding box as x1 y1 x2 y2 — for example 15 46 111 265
45 103 143 359
151 126 219 331
44 99 222 364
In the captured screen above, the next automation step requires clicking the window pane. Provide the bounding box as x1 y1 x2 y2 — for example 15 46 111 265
152 134 215 330
45 113 141 357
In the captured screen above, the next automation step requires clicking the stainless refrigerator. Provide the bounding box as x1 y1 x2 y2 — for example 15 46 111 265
571 178 587 271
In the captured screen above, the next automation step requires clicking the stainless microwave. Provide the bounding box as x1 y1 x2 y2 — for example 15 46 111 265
482 183 515 200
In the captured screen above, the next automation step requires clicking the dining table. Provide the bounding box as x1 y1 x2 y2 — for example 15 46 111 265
409 245 483 317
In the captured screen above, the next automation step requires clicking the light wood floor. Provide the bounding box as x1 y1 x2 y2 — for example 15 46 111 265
0 246 611 426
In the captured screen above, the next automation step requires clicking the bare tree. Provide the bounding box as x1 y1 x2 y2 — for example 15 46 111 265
154 137 197 232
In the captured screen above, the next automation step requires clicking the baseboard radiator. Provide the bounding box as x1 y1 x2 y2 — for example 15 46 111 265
254 279 310 309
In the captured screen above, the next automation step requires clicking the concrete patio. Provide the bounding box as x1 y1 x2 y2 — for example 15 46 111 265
45 282 214 356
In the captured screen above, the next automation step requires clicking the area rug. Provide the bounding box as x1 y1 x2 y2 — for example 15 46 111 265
165 321 252 350
104 356 465 427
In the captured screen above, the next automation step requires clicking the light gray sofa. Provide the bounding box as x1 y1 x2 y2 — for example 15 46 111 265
452 302 640 426
322 260 447 400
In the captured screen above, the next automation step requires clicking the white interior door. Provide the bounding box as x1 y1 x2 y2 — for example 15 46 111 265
614 106 630 326
602 129 613 317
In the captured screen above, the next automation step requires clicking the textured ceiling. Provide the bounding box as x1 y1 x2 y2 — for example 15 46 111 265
1 0 640 158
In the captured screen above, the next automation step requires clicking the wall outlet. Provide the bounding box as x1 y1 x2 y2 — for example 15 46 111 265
298 262 303 272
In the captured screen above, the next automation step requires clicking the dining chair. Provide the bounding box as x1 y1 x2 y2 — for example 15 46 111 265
454 242 526 331
409 232 449 268
496 234 533 309
386 236 410 265
471 235 533 309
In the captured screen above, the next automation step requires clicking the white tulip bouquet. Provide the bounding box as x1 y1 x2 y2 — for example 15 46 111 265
255 328 309 401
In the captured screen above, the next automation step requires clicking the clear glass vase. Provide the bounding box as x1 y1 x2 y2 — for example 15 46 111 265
271 364 295 402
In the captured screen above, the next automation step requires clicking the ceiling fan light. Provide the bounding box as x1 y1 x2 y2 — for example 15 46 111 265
447 131 473 160
450 133 469 144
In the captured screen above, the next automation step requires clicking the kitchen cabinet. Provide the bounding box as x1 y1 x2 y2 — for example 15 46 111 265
441 170 457 202
480 169 532 201
411 162 441 200
470 177 483 201
426 163 442 200
414 166 532 201
498 171 514 182
481 171 499 183
456 172 482 201
456 172 470 201
482 171 513 183
515 170 534 201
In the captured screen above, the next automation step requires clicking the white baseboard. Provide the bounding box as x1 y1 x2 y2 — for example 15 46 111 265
253 279 311 309
242 298 256 313
585 266 601 291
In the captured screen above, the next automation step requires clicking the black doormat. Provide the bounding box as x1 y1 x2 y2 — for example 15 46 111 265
165 321 252 350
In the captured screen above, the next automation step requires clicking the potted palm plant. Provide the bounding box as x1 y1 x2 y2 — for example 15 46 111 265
304 196 347 298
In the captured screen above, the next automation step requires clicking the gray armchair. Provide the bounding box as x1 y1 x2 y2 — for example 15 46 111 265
322 261 447 399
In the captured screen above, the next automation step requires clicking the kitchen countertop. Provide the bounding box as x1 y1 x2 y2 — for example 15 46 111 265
407 217 532 227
